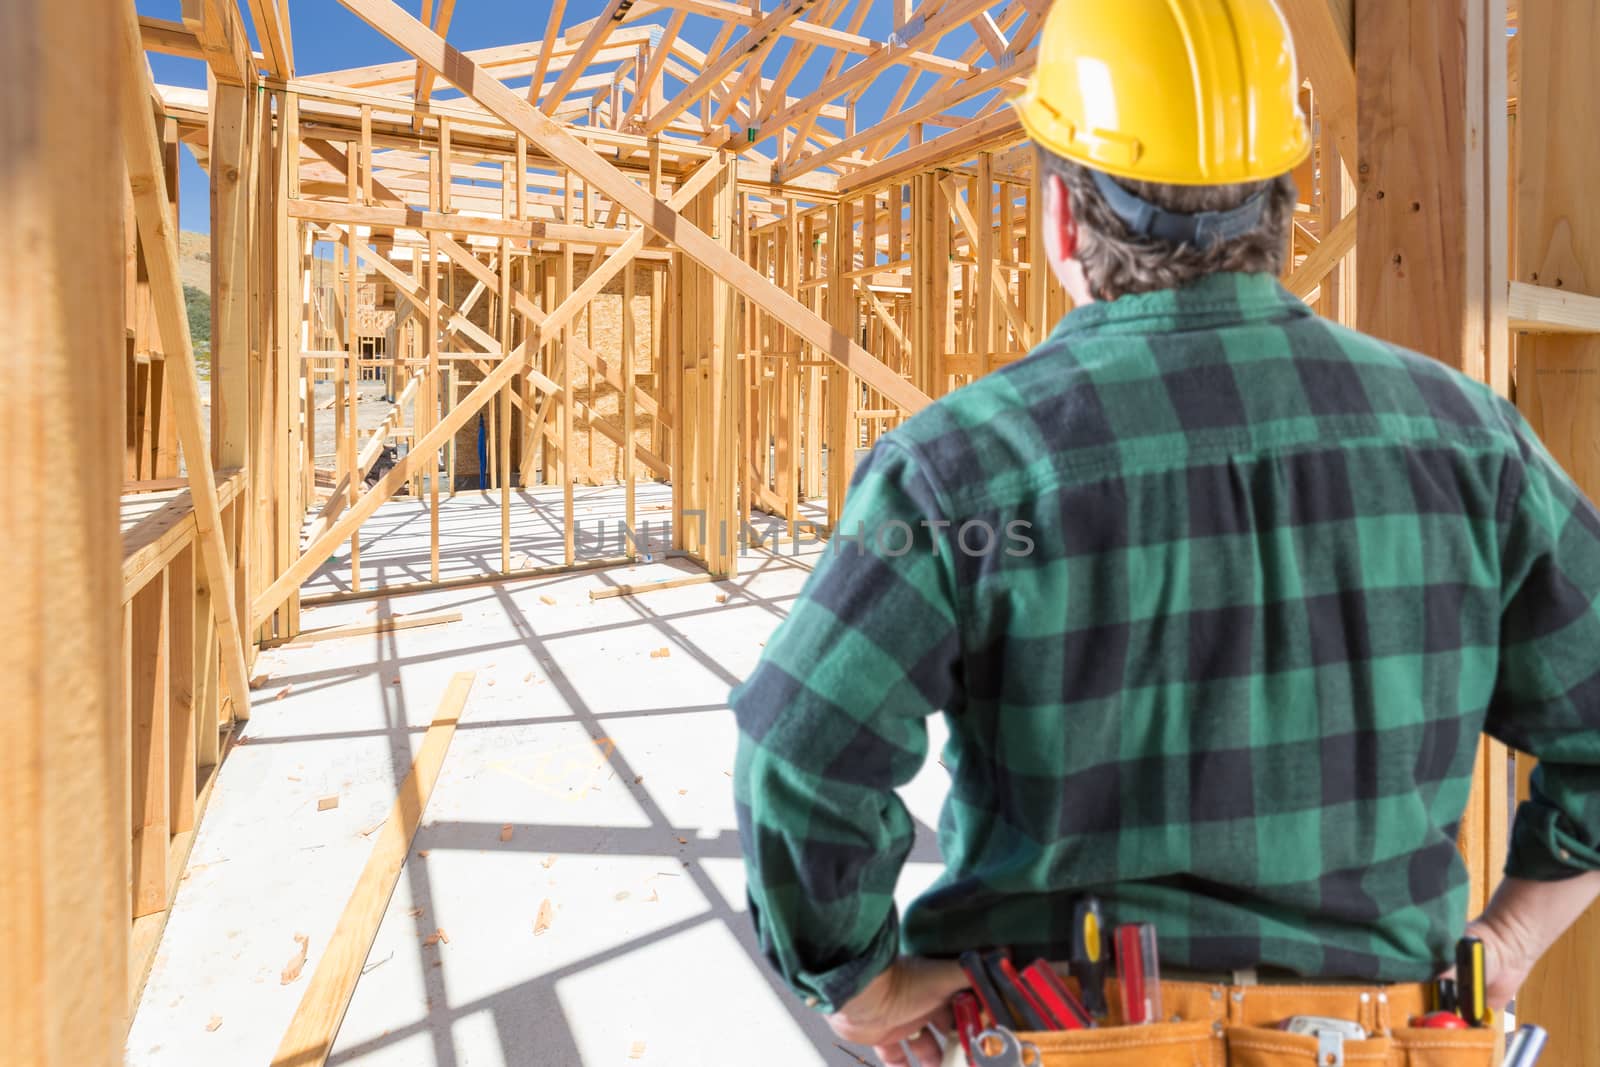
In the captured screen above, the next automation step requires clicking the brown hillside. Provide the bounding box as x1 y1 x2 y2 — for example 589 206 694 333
178 230 210 292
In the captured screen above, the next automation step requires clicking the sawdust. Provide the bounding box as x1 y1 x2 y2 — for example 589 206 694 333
280 933 309 985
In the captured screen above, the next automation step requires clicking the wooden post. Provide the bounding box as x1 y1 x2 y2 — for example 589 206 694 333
1 0 128 1053
427 235 440 581
126 6 254 721
561 242 574 566
130 572 170 919
1356 0 1508 388
623 262 637 556
168 544 198 835
827 199 857 524
499 237 512 572
975 159 994 377
345 225 361 591
1507 1 1600 1061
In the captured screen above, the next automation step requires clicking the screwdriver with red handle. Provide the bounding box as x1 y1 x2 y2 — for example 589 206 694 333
1115 923 1163 1026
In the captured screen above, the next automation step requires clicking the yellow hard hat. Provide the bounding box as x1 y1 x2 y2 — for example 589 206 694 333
1012 0 1312 186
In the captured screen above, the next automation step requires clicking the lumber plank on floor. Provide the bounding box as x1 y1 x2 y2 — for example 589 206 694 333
274 610 463 647
270 671 476 1067
588 571 717 601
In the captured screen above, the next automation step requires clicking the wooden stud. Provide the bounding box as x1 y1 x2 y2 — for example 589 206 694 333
1356 0 1507 387
345 225 362 592
1509 2 1600 1060
130 572 170 919
1 0 128 1043
271 673 475 1067
125 11 255 722
168 544 198 835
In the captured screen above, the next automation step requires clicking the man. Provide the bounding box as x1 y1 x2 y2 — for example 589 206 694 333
731 1 1600 1064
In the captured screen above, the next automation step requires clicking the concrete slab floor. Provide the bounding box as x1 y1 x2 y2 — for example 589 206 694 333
127 487 950 1067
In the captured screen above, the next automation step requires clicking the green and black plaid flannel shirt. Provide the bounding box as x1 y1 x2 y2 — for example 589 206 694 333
730 272 1600 1013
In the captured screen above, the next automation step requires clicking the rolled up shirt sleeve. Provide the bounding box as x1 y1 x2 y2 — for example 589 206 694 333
1486 413 1600 880
730 439 962 1012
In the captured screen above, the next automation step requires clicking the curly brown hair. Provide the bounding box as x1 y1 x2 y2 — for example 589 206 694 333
1037 147 1298 302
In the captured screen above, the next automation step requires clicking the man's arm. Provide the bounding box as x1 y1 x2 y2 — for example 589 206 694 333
731 440 962 1015
1481 412 1600 1000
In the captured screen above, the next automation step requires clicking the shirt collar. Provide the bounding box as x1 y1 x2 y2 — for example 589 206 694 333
1050 272 1313 341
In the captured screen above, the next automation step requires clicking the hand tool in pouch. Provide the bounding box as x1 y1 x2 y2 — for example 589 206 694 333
1456 936 1489 1027
960 950 1020 1029
951 990 984 1062
1069 896 1109 1018
1114 923 1163 1025
1020 959 1093 1029
983 949 1054 1032
967 1027 1042 1067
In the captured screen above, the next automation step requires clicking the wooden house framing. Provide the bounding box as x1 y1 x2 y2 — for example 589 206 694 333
5 0 1600 1061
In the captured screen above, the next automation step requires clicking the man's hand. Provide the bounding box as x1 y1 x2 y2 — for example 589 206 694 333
826 957 970 1067
1464 871 1600 1009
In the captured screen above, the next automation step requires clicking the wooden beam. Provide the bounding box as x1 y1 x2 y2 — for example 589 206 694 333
126 8 254 723
242 0 291 77
840 109 1021 193
180 0 252 86
590 571 717 599
620 10 686 128
646 0 824 134
1511 3 1600 1058
139 15 204 59
278 610 462 646
525 0 570 104
1509 281 1600 334
781 56 1033 180
337 0 932 416
271 673 475 1067
299 369 421 548
287 197 649 247
1280 0 1357 174
129 574 170 918
1356 0 1508 392
1283 207 1360 299
2 0 128 1054
538 0 629 115
749 0 990 146
410 0 456 113
120 2 256 720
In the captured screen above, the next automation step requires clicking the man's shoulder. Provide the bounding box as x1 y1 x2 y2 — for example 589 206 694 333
880 335 1101 502
1310 318 1523 443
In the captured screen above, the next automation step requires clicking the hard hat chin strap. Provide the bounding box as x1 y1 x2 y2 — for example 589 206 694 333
1088 168 1270 251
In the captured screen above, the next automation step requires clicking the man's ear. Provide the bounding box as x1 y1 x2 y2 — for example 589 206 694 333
1047 173 1078 261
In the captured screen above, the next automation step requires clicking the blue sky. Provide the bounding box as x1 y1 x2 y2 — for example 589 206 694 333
144 0 1001 234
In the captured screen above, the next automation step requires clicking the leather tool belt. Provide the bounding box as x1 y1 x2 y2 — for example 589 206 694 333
945 974 1502 1067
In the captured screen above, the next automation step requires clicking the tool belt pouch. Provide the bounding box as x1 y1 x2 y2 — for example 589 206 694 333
1020 1020 1218 1066
1226 1025 1498 1067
